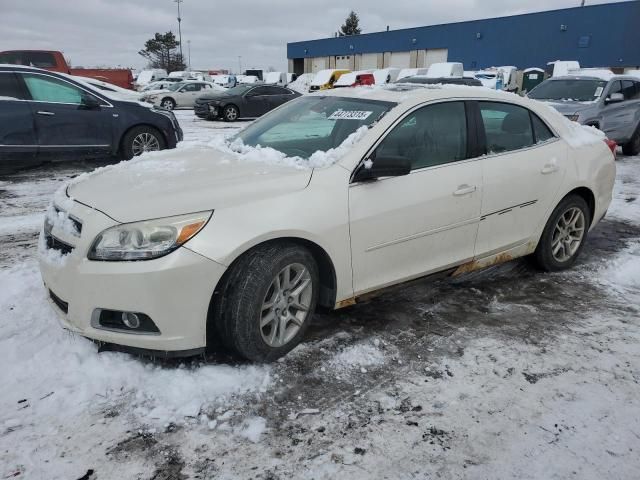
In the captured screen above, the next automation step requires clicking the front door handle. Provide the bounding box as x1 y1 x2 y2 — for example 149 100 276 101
453 185 477 196
36 110 55 116
541 158 559 174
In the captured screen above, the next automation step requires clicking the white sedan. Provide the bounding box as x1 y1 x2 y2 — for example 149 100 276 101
39 86 615 361
140 80 223 110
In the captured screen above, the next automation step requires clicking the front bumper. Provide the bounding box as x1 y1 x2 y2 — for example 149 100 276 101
194 102 218 118
39 198 226 352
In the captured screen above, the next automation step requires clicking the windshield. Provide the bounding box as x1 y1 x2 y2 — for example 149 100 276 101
234 96 396 159
528 79 607 101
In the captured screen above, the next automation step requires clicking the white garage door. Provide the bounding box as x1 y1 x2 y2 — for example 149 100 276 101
335 55 351 69
360 53 378 69
424 49 448 68
311 57 327 73
389 51 411 68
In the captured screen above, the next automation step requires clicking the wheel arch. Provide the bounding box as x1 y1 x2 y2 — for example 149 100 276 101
565 186 596 224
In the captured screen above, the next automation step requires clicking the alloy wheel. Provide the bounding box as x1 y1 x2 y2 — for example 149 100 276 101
551 207 586 262
131 132 160 156
225 107 238 121
260 263 313 348
161 99 174 110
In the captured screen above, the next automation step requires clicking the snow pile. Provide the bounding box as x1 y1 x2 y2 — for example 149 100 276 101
325 342 387 372
608 159 640 225
234 416 267 443
288 73 314 94
0 262 271 430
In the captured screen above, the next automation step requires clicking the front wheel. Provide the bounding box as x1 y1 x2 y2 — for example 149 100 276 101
160 97 176 110
533 195 591 272
121 126 166 160
209 243 319 362
223 105 239 122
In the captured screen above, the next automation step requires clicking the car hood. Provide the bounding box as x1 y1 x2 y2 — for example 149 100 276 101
536 100 596 116
67 147 312 223
142 89 170 96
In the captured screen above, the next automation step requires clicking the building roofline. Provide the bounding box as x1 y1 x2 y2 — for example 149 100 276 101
288 0 637 46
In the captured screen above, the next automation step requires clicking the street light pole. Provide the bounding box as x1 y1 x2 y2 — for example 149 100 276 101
238 56 242 74
174 0 184 62
187 40 191 70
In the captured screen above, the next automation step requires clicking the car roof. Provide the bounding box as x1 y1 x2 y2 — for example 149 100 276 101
550 74 639 82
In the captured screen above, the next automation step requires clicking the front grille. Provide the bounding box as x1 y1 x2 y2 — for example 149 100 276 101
49 290 69 314
45 234 74 255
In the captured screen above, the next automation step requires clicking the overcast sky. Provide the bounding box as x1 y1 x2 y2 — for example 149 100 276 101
3 0 618 72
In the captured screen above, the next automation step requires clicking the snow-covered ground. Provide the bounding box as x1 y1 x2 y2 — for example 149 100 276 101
1 112 640 479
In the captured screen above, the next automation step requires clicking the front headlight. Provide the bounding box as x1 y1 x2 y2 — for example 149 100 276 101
88 211 212 261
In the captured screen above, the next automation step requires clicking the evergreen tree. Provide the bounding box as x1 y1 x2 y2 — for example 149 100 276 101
340 11 362 36
138 32 186 73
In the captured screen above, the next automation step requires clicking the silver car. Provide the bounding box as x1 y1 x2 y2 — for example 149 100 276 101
528 75 640 155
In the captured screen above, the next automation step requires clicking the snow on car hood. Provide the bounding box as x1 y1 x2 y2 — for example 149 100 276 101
540 100 596 116
67 147 313 223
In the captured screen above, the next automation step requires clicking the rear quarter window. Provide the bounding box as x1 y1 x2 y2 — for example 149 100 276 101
0 72 27 100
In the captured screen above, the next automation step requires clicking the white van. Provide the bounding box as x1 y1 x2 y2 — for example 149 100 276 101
264 72 287 86
135 69 167 89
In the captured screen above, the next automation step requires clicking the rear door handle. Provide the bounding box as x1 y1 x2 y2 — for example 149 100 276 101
36 111 55 116
453 185 477 196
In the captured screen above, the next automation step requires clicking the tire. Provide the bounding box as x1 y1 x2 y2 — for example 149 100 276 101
622 126 640 156
223 104 239 122
120 126 166 160
533 194 591 272
160 97 176 110
209 242 319 362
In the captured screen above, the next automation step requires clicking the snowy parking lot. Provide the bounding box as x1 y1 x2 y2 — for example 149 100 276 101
1 111 640 479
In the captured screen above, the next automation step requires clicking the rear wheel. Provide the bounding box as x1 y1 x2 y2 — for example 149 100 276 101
533 195 591 271
209 243 319 362
622 126 640 156
121 126 165 160
223 105 239 122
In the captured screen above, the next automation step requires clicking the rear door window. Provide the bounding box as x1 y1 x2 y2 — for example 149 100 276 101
531 114 556 144
0 72 27 100
621 80 637 100
479 102 535 154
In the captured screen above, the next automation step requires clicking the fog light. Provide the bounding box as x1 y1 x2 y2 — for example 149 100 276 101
122 312 140 329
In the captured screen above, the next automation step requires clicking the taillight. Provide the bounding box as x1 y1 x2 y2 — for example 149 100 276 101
604 139 617 158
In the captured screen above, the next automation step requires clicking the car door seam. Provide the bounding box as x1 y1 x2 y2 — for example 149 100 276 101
480 200 539 220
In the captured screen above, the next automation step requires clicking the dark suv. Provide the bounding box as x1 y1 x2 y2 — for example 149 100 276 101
0 65 183 168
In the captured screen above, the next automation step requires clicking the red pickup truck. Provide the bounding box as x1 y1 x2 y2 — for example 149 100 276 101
0 50 134 90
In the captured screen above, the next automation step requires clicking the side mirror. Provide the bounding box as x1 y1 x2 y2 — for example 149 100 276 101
606 92 624 104
352 154 412 183
81 94 101 109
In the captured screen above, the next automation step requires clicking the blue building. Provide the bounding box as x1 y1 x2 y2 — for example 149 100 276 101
287 1 640 75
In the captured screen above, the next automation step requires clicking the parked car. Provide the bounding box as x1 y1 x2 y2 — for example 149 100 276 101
333 71 375 88
141 79 181 92
308 69 350 92
194 84 300 121
373 68 400 85
396 76 483 87
0 65 182 166
69 75 141 102
397 68 429 81
0 50 135 90
40 85 615 361
528 74 640 155
140 81 223 110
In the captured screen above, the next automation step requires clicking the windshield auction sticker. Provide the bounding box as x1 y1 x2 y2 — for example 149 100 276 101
328 110 373 120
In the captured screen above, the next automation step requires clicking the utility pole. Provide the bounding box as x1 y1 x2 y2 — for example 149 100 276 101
187 40 191 70
174 0 184 62
238 56 242 74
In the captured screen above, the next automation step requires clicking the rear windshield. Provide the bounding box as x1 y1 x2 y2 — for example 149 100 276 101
528 79 607 102
0 51 56 68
